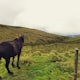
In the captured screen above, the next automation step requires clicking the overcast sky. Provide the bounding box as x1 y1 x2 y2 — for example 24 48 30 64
0 0 80 35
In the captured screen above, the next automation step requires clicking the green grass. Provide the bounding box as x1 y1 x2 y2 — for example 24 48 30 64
0 24 80 80
0 43 80 80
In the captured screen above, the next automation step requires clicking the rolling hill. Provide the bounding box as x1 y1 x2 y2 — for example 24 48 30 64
65 36 80 43
0 24 66 45
0 24 80 80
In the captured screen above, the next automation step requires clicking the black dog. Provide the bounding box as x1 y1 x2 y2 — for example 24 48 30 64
0 35 24 75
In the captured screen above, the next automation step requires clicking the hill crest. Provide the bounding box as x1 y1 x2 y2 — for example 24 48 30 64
0 24 66 45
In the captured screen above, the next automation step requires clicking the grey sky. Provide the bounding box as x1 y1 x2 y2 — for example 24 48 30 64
0 0 80 35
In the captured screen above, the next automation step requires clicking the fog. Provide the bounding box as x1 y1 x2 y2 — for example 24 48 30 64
0 0 80 35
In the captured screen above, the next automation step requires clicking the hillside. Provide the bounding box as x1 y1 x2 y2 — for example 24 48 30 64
0 24 66 45
65 36 80 43
0 24 80 80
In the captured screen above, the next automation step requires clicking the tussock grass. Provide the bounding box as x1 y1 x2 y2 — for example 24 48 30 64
0 24 80 80
0 43 80 80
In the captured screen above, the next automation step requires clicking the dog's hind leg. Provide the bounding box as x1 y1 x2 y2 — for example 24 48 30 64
12 56 15 68
5 57 13 75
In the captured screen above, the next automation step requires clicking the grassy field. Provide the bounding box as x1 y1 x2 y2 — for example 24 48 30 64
0 24 80 80
0 43 80 80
